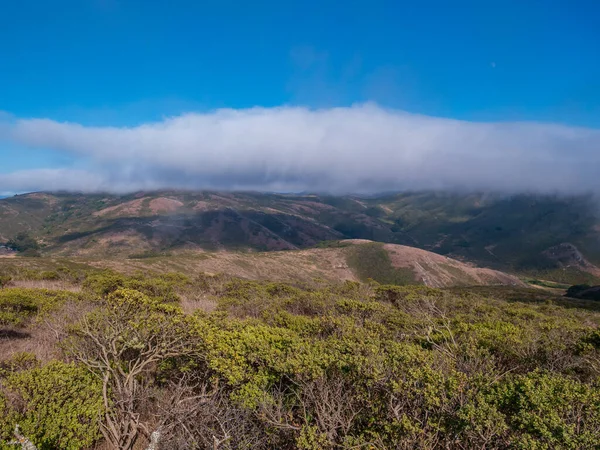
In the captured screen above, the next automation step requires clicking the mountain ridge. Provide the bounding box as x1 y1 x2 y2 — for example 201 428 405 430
1 190 599 283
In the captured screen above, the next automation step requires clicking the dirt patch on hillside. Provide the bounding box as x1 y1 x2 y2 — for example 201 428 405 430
381 243 523 287
149 197 184 213
289 201 337 216
192 201 210 211
94 198 145 217
344 239 375 245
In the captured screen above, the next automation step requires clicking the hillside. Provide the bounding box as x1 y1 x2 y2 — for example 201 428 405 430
1 190 599 282
0 241 523 289
98 241 524 288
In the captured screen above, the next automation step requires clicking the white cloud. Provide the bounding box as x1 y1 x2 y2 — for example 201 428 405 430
1 103 600 194
0 169 105 193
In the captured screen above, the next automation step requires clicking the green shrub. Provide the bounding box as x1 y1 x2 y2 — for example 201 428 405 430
1 266 600 448
82 271 126 296
0 352 39 376
19 248 41 258
490 371 600 448
0 275 11 288
565 284 592 298
0 362 103 450
0 288 80 326
83 270 188 302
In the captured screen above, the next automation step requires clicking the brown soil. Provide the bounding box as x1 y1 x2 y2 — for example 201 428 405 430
93 198 146 217
149 197 184 213
381 243 524 287
192 201 210 211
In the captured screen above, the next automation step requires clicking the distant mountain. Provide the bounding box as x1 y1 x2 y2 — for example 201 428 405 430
1 190 599 282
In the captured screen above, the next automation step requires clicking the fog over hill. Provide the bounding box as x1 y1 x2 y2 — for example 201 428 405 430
1 104 600 194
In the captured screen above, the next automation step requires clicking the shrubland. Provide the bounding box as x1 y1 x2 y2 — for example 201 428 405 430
1 264 600 449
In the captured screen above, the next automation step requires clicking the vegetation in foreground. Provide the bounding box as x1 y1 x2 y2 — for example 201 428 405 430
1 262 600 449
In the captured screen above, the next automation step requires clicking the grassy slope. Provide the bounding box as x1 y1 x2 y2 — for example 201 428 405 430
346 242 416 285
0 241 525 290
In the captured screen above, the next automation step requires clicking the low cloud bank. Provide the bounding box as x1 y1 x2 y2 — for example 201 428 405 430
1 104 600 194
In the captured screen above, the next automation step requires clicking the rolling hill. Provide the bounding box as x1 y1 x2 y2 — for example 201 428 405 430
0 240 523 289
1 190 599 282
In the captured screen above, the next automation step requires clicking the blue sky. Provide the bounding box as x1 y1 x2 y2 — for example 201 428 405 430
1 0 599 194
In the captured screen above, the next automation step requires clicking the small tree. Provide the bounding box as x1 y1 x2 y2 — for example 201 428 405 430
66 289 206 450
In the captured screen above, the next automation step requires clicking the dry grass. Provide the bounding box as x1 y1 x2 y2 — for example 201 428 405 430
93 198 145 217
82 243 526 289
179 292 218 314
8 279 82 292
87 247 357 286
149 197 183 213
0 299 97 364
382 243 524 288
0 324 62 362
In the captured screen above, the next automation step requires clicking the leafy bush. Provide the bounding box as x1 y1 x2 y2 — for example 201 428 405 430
64 288 197 449
0 288 79 326
0 361 103 450
19 248 42 257
566 284 592 298
565 284 600 301
0 275 11 288
83 270 188 302
490 371 600 448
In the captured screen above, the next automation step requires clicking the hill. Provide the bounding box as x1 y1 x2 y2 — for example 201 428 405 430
101 240 524 288
1 190 599 282
0 241 523 289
